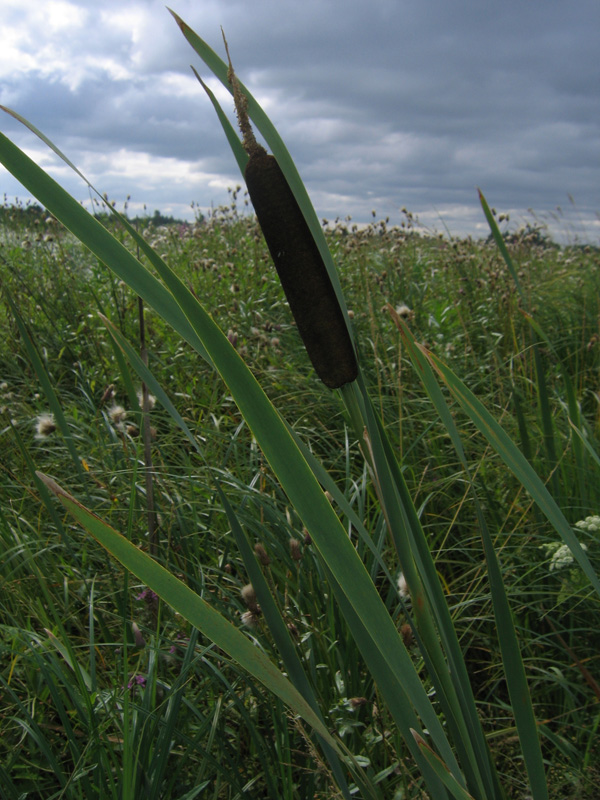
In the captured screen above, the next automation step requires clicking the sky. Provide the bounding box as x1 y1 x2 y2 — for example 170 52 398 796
1 0 599 242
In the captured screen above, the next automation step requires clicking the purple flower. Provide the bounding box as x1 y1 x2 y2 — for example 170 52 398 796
127 674 146 690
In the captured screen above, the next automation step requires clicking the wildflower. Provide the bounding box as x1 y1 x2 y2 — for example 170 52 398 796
575 515 600 533
136 588 159 611
127 674 146 690
540 541 588 571
35 412 57 439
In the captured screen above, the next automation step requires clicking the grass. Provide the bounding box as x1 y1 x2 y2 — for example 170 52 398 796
1 193 599 798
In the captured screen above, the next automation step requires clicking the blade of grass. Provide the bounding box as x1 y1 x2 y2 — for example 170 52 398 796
477 190 523 302
412 730 477 800
345 374 497 800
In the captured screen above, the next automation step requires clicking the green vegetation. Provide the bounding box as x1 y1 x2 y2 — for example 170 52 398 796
1 195 599 798
1 12 600 799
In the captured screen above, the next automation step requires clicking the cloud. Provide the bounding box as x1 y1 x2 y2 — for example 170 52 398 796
1 0 599 241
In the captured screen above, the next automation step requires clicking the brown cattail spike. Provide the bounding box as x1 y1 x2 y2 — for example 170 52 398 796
224 38 358 389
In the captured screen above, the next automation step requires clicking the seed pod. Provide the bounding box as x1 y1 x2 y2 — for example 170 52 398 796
245 148 357 388
223 36 357 389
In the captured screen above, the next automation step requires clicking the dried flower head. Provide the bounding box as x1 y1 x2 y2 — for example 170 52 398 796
241 583 259 612
254 543 271 566
401 623 414 648
395 304 413 319
108 404 127 426
397 572 410 599
35 412 57 439
289 538 302 562
100 384 115 404
137 389 156 410
241 610 260 627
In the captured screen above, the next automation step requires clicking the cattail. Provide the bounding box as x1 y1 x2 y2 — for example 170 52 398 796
224 38 358 389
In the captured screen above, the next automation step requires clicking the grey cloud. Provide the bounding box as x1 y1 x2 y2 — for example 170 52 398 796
1 0 598 240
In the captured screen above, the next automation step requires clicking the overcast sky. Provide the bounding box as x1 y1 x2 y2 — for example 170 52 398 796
1 0 598 241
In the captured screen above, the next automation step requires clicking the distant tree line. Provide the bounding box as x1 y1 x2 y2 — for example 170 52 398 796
0 202 203 229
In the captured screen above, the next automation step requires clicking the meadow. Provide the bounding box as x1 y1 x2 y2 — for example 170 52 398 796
1 194 599 799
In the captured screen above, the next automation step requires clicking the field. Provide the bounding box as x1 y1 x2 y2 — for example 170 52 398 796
1 196 600 799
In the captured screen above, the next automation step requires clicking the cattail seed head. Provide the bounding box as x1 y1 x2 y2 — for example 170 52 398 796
244 151 357 388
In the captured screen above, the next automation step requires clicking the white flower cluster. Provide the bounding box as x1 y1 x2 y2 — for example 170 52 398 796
539 541 588 571
575 515 600 533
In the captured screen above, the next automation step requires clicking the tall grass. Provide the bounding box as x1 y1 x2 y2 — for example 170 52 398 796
1 11 600 799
